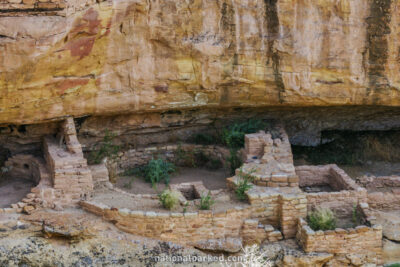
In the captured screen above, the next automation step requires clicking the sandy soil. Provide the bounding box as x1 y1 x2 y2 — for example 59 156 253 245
340 161 400 179
295 158 400 179
300 185 335 193
0 177 35 208
92 188 248 213
115 167 230 195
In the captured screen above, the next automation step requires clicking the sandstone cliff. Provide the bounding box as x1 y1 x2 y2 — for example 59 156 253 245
1 0 400 125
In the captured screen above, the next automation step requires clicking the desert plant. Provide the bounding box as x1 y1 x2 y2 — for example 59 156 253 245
198 191 214 210
235 168 255 201
222 119 266 149
143 158 175 187
159 190 180 210
386 264 400 267
235 179 253 201
307 208 337 231
124 159 175 188
88 130 120 164
227 148 242 175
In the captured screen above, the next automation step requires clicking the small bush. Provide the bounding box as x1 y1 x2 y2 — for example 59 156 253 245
386 263 400 267
307 208 337 231
127 159 175 188
198 191 214 210
227 149 242 175
222 119 266 149
145 159 175 187
88 130 120 165
235 168 255 201
235 179 253 201
159 190 180 210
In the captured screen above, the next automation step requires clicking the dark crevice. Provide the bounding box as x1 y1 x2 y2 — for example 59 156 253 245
365 0 392 97
264 0 285 103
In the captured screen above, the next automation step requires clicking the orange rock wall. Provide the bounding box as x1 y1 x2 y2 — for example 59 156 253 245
1 0 400 125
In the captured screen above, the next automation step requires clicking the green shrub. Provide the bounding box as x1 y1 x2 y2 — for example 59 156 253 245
144 159 175 187
235 179 253 201
386 263 400 267
159 190 180 210
307 208 337 231
235 168 255 201
198 191 214 210
126 159 175 188
227 149 242 175
88 130 120 164
222 119 266 149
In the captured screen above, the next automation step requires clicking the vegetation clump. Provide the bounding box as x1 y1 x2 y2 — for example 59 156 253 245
222 119 266 174
235 168 255 201
198 191 214 210
307 208 337 231
124 158 175 188
159 190 180 210
88 130 120 165
222 119 266 149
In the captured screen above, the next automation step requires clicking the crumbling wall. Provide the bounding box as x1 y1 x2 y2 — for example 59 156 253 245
297 217 383 265
241 128 299 187
296 165 368 215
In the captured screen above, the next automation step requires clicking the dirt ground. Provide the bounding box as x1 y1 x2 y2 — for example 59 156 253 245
0 177 35 208
340 161 400 178
294 158 400 179
115 167 230 195
92 188 248 213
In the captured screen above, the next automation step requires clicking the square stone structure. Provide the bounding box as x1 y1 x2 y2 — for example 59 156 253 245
241 127 299 187
296 164 367 216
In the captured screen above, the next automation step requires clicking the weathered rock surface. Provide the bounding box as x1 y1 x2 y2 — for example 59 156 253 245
1 0 400 125
372 210 400 241
383 238 400 265
0 211 218 267
193 237 242 253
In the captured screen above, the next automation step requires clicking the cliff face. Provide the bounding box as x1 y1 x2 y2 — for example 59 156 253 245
0 0 399 125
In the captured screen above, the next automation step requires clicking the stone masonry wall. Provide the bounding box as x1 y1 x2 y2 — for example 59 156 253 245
296 217 383 265
80 200 254 245
241 128 299 187
296 165 367 216
227 180 307 239
107 144 230 174
357 175 400 209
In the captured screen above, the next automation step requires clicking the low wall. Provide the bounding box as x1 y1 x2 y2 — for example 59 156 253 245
296 165 367 216
227 179 307 238
80 200 262 245
358 175 400 209
368 191 400 210
108 144 230 174
296 217 383 265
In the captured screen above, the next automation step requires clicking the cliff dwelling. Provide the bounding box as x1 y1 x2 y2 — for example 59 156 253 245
0 0 400 266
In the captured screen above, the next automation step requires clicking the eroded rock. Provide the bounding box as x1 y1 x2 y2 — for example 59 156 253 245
193 237 242 253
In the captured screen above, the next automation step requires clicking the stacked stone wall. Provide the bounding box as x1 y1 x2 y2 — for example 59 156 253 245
107 144 230 174
240 128 299 187
296 165 367 216
296 217 383 265
81 200 254 245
